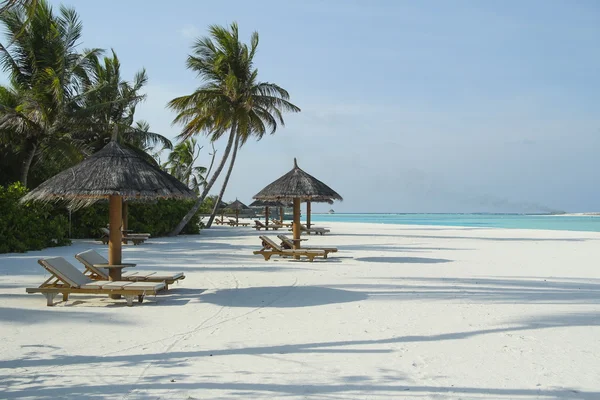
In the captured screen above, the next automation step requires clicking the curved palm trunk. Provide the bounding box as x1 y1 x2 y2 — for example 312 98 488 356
20 142 37 188
205 133 240 228
168 123 237 236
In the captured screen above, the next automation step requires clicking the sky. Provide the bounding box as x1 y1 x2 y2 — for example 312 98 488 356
43 0 600 213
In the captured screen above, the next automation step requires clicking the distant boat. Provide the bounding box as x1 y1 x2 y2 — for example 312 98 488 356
328 209 335 214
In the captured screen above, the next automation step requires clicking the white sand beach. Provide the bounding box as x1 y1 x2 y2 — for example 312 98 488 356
1 221 599 399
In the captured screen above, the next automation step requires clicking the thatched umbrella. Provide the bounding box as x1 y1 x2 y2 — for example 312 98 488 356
22 140 196 283
253 158 342 252
250 199 287 227
227 199 250 223
215 199 229 223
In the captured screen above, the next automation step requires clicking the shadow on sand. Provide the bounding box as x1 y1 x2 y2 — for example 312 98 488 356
356 256 453 264
200 286 368 308
1 312 598 399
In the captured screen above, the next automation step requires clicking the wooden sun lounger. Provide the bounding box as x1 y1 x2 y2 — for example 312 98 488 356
26 257 165 306
277 234 338 259
228 219 250 227
75 249 185 289
253 235 326 262
99 227 149 245
271 219 292 228
253 220 279 231
300 224 330 235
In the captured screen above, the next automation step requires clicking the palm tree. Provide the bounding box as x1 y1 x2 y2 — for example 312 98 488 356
168 22 300 235
76 50 172 154
0 0 101 187
0 0 35 14
163 137 207 194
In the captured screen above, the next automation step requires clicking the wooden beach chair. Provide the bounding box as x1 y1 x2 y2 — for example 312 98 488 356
99 227 149 245
277 234 338 259
214 216 226 225
300 224 330 235
253 220 279 231
253 235 326 262
75 249 185 289
270 219 292 228
26 257 165 306
228 219 250 227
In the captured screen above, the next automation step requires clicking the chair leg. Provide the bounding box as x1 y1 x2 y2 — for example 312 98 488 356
138 295 144 303
44 293 57 306
264 254 272 261
62 293 69 302
124 295 135 306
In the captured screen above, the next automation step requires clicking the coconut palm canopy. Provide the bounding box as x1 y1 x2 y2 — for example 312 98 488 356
253 158 342 203
22 140 196 209
227 199 250 210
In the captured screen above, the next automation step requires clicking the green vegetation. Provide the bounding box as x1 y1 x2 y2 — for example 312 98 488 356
69 199 203 239
0 182 204 253
0 182 69 253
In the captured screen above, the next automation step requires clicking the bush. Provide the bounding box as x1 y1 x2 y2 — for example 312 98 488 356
70 199 202 239
0 183 70 253
0 182 202 253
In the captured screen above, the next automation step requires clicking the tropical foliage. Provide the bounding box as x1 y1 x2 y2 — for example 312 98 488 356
163 138 207 194
0 182 70 253
0 0 102 187
168 22 299 234
76 51 172 153
69 199 202 240
0 0 172 189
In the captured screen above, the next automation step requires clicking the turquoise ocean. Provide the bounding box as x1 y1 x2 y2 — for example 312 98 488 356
309 213 600 233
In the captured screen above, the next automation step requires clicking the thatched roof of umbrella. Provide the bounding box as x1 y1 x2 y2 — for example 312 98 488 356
216 200 228 210
253 158 342 204
22 141 196 209
249 199 288 207
227 199 250 210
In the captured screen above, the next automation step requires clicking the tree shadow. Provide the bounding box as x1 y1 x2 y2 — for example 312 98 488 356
200 286 368 308
1 312 598 398
340 244 471 252
343 276 600 304
0 306 130 324
356 256 453 264
396 234 592 242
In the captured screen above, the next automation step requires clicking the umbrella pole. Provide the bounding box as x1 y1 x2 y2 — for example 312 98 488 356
293 198 301 258
280 206 284 223
122 200 128 232
108 195 123 299
265 206 270 229
306 201 311 229
236 209 239 224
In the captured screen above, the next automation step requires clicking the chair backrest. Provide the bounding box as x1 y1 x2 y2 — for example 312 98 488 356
100 227 110 235
259 235 282 251
254 220 265 227
38 257 92 288
74 249 110 279
277 234 294 248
